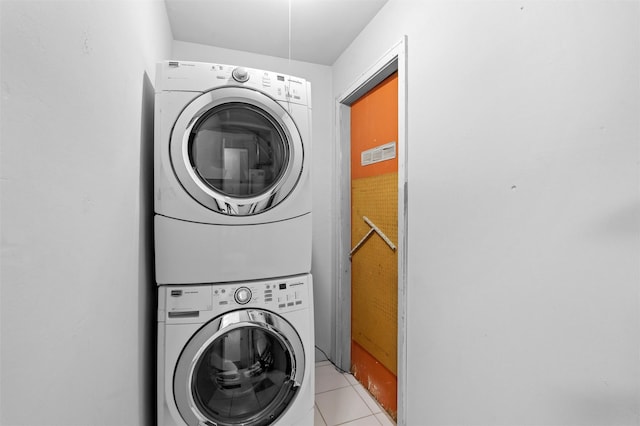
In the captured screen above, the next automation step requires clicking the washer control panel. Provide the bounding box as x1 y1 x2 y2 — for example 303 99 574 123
211 276 309 313
234 287 252 304
231 66 249 82
161 275 311 323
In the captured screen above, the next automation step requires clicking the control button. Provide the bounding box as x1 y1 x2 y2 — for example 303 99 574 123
279 283 287 290
265 298 272 302
170 290 182 297
295 300 302 305
278 303 286 308
219 301 228 305
232 67 249 82
287 302 294 307
234 287 252 304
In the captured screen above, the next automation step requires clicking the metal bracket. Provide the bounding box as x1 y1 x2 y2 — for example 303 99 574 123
349 216 397 260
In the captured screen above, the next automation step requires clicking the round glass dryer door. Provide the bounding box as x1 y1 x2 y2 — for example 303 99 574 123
174 310 305 426
170 87 304 216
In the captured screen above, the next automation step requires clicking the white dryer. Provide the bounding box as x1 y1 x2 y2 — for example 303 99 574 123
154 61 312 284
157 274 314 426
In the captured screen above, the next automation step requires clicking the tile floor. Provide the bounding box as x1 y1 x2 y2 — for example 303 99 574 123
314 361 396 426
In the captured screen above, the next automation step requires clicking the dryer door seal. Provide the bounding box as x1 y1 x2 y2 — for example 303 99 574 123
174 309 305 426
170 86 304 216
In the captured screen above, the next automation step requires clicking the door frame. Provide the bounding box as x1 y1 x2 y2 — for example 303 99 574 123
333 36 408 424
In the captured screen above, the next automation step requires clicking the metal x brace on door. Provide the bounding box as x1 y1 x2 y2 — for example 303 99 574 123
349 216 396 260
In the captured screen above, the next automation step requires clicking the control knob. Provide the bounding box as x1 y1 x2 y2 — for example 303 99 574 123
234 287 252 304
232 67 250 82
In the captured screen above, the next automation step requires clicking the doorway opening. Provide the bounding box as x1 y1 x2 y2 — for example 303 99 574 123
334 36 408 425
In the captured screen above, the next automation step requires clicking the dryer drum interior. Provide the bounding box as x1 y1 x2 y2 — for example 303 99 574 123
174 310 306 426
189 103 290 199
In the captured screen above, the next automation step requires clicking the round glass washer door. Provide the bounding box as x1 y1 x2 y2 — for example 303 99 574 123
170 86 304 216
174 309 305 426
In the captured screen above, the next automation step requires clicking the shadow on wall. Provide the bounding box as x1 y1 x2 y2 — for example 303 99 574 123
139 71 157 426
564 389 640 424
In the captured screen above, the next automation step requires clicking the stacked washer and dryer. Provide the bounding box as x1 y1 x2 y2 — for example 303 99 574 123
154 61 314 426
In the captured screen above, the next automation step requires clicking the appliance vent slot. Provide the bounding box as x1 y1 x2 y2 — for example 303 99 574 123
168 311 199 318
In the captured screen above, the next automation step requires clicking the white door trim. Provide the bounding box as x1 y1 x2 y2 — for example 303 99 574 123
333 36 408 425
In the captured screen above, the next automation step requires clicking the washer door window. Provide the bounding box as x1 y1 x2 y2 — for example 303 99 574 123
171 87 304 216
174 310 305 426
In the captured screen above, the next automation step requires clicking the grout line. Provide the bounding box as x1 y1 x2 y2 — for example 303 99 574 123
314 382 352 395
351 382 376 412
315 366 391 425
375 411 397 426
333 413 381 426
315 402 329 426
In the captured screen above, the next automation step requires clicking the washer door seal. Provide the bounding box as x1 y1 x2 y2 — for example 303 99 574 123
173 309 305 426
170 86 304 216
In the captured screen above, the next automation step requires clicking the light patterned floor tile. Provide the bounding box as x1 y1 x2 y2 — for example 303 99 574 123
375 411 396 426
340 414 382 426
315 364 350 394
344 373 360 386
314 361 393 425
353 383 382 414
315 386 373 426
314 404 327 426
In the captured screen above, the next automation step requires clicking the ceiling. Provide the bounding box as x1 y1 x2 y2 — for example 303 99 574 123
164 0 389 65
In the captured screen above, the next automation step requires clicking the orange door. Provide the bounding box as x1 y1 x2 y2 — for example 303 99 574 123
350 72 398 420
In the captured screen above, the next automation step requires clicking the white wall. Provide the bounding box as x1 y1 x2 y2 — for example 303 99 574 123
0 1 172 425
172 41 335 360
333 1 640 424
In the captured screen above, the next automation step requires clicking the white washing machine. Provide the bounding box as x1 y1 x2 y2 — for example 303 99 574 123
154 61 312 284
158 274 314 426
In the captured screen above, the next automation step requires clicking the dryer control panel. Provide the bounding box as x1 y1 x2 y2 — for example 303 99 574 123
156 60 310 107
160 274 311 323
